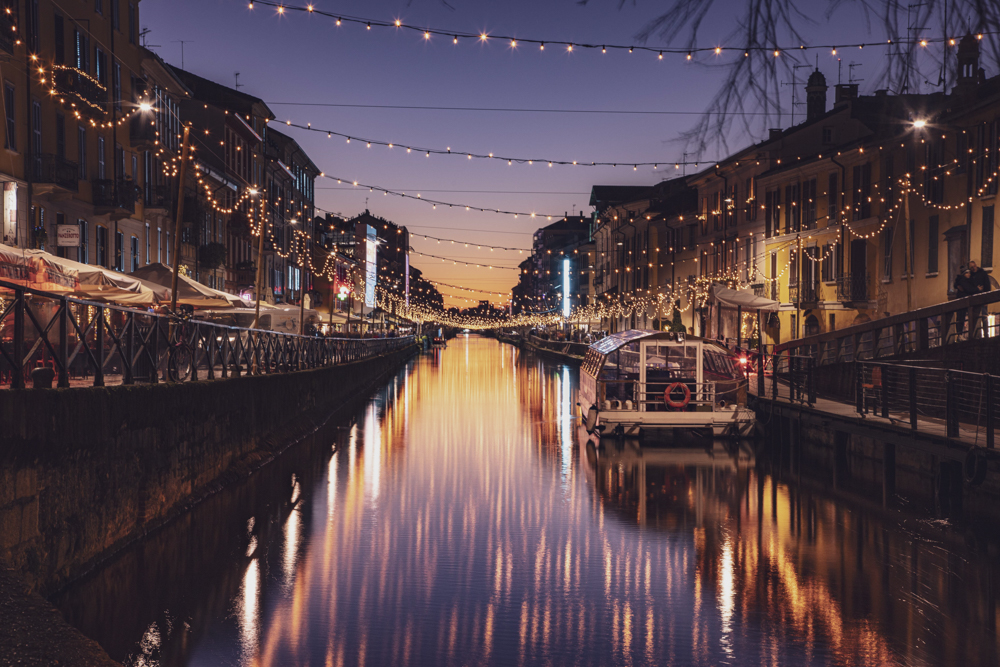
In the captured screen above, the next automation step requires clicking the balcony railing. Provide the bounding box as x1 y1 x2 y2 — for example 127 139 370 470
33 154 79 192
93 178 139 215
751 283 765 297
130 116 158 150
788 281 820 305
144 184 174 210
593 271 604 287
51 65 108 118
836 273 869 303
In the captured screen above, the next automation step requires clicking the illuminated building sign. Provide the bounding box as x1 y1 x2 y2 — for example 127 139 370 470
364 224 377 308
563 258 570 318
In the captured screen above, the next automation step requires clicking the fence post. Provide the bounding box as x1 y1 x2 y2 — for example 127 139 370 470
808 357 816 405
11 288 24 389
206 328 216 381
150 316 160 384
124 312 134 385
946 371 959 437
909 366 917 430
758 346 765 398
94 307 105 387
881 364 889 419
58 298 69 388
856 363 864 414
987 374 995 449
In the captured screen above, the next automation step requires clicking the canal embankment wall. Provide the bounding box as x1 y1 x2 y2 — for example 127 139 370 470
0 343 418 597
756 398 1000 522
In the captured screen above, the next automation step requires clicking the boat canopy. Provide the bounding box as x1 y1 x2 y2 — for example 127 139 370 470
710 285 780 311
589 329 668 355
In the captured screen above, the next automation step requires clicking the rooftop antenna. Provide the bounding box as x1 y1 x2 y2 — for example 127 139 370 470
139 27 159 49
234 72 242 91
173 40 193 69
781 64 810 124
904 2 926 93
848 62 864 84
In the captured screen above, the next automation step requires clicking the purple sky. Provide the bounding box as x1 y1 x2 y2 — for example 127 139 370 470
142 0 935 307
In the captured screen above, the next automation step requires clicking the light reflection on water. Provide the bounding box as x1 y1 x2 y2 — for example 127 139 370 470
54 336 1000 666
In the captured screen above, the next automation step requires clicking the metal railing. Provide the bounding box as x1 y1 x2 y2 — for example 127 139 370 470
758 350 816 405
836 273 869 303
33 154 79 192
598 379 719 410
93 178 139 215
0 279 414 389
775 288 1000 366
51 65 108 117
857 361 999 447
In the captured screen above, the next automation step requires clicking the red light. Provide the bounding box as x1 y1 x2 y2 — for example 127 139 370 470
739 356 748 365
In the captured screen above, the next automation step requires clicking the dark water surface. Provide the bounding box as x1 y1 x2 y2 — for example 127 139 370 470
54 336 1000 666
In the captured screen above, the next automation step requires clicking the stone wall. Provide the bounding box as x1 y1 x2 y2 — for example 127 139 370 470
0 344 417 595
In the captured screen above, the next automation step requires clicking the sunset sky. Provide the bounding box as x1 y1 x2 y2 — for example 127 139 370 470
143 0 941 307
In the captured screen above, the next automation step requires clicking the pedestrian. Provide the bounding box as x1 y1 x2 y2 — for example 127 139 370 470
969 260 992 336
954 267 976 337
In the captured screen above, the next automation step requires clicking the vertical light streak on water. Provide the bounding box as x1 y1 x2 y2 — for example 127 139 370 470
237 559 260 665
327 452 338 521
719 537 736 661
363 400 382 507
559 366 571 488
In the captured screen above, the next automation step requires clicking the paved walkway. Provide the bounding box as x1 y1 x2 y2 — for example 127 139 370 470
750 373 993 448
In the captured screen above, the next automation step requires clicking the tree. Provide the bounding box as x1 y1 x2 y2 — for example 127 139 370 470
583 0 999 157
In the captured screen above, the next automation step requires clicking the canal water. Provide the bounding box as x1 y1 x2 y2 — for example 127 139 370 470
54 335 1000 666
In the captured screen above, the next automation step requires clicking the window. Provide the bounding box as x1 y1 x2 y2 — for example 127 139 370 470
113 63 121 112
785 182 800 232
73 30 89 72
156 227 161 263
115 231 123 271
128 4 136 44
31 101 40 160
77 126 87 179
131 154 137 183
95 48 107 87
745 177 757 221
111 0 120 31
54 14 65 64
4 82 14 151
145 223 150 264
165 230 170 264
852 163 872 220
55 114 65 159
78 220 88 264
28 0 39 53
96 225 107 267
130 236 139 272
822 244 834 282
95 0 102 15
928 215 939 274
822 126 834 145
802 178 817 229
97 137 105 179
883 227 893 280
983 206 995 269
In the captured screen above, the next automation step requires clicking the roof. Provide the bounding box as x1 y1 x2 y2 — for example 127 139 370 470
267 127 321 175
589 185 653 209
711 285 780 311
168 66 275 120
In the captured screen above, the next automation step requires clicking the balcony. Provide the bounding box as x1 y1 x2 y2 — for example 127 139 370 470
836 273 869 304
788 281 820 306
593 271 604 287
130 115 158 151
231 268 257 287
32 154 79 196
144 184 174 211
93 178 139 219
751 283 765 297
51 65 108 119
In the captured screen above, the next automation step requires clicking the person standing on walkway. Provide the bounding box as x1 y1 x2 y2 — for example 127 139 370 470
954 267 976 337
969 260 992 336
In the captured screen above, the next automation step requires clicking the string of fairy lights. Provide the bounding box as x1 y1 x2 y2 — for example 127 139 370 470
247 0 998 62
275 119 712 171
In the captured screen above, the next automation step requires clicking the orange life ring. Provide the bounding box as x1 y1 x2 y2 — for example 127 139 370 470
664 382 691 409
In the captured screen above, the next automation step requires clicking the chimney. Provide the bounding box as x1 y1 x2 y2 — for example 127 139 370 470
768 128 783 141
834 83 859 106
805 69 828 121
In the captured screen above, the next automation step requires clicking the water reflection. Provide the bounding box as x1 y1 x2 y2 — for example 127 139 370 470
54 336 1000 666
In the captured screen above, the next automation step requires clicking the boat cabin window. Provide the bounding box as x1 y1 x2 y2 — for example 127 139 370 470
646 344 698 382
582 349 605 376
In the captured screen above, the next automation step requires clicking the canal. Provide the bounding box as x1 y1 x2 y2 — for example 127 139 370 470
53 335 1000 666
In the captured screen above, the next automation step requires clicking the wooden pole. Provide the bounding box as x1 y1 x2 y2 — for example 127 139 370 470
904 177 913 312
169 125 191 314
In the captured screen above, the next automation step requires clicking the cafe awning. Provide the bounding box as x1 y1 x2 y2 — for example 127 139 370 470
130 263 251 308
710 285 780 311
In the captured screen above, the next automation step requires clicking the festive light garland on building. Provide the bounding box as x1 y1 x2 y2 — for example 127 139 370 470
247 1 996 61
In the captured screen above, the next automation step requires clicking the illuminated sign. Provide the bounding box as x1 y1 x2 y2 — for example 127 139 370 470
562 258 570 318
405 253 410 308
57 224 81 247
337 285 350 301
364 224 377 308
